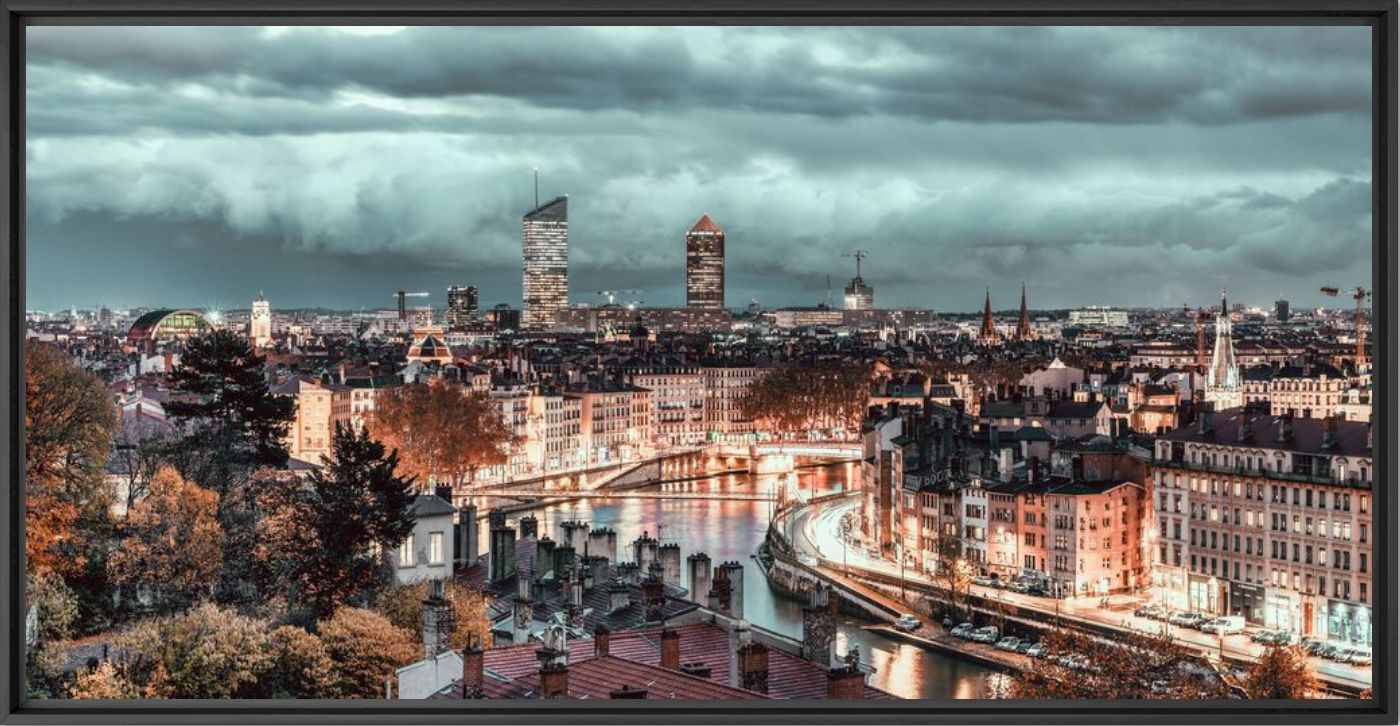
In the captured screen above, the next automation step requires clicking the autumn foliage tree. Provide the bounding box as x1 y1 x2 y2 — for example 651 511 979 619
1243 644 1320 699
109 467 224 612
317 607 419 699
1009 627 1231 699
263 626 338 699
375 579 494 652
367 381 512 488
111 603 272 699
24 343 118 582
739 360 870 437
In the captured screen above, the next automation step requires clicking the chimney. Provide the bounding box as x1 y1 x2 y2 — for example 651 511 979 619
616 562 641 585
1277 412 1293 443
535 537 557 579
537 650 569 699
553 544 576 580
594 625 610 658
487 508 507 530
801 584 838 666
717 562 745 620
687 553 713 606
826 647 865 700
659 628 681 670
454 504 478 569
461 636 485 699
519 515 539 540
588 527 618 563
561 520 590 556
421 578 454 659
434 485 454 507
633 532 659 570
736 641 770 694
708 564 734 617
608 580 631 614
642 563 667 622
489 526 517 582
1322 413 1339 449
657 543 682 586
1070 456 1085 482
608 685 647 699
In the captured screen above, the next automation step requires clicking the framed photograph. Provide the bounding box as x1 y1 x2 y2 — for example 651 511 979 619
2 1 1395 723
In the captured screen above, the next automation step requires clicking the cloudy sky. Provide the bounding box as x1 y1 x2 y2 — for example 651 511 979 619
26 25 1372 313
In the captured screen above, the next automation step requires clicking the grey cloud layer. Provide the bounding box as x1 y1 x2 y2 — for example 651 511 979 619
24 25 1373 311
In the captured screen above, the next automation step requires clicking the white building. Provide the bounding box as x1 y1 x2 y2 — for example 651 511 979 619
389 495 457 585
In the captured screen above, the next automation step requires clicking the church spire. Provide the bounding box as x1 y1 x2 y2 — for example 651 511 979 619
1016 282 1032 341
979 287 999 346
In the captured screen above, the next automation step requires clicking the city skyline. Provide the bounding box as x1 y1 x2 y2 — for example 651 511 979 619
25 25 1373 313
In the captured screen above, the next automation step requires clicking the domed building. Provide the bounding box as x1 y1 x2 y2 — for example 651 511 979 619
126 309 214 352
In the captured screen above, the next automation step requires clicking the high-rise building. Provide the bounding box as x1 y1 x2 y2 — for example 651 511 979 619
249 291 272 348
446 285 479 330
522 195 569 330
842 249 873 311
1275 298 1291 322
685 214 725 309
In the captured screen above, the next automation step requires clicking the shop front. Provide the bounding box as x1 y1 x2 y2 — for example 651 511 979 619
1188 574 1222 615
1229 581 1265 625
1264 589 1300 635
1328 599 1373 646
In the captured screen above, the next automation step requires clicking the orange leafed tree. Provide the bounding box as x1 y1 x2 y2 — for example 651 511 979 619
24 343 118 580
1243 644 1320 699
366 382 513 488
317 607 419 698
109 466 224 608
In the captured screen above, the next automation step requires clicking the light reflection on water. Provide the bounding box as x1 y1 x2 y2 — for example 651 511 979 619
474 461 998 699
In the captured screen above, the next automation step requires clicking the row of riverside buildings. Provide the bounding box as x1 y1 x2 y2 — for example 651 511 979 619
859 397 1374 647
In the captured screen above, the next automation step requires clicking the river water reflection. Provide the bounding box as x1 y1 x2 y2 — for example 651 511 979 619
476 461 997 699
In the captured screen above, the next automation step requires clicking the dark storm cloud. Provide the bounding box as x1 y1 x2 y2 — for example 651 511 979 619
23 25 1373 312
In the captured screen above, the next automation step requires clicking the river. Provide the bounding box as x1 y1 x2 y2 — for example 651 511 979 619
474 460 999 699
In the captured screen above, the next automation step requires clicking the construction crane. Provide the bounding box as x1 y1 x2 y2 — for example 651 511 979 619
596 289 642 306
842 248 869 278
1320 286 1372 364
392 290 430 320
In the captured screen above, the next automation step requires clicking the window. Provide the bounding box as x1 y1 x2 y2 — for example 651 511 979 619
429 531 444 565
398 535 416 567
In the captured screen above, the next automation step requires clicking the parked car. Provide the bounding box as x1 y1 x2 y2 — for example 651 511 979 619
1025 643 1049 658
951 623 974 639
995 637 1021 651
971 626 1000 643
1025 585 1049 597
1200 616 1246 635
1015 640 1036 654
972 576 998 587
1169 612 1208 628
894 614 921 632
1339 646 1372 666
1312 642 1341 659
1009 581 1029 594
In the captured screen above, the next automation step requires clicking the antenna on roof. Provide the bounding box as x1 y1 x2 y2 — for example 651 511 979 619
533 168 539 209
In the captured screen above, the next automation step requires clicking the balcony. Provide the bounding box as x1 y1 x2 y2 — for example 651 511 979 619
1151 458 1371 489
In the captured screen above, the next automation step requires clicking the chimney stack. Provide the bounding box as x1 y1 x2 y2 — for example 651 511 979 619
561 520 590 556
642 563 667 622
736 641 770 694
607 579 631 614
659 628 681 671
536 649 569 699
658 543 682 586
434 485 455 508
801 584 838 666
687 553 713 607
716 562 745 620
460 636 485 699
489 526 517 582
608 685 647 699
519 515 539 540
1322 412 1341 449
535 536 557 579
825 646 865 700
588 527 618 563
594 625 610 658
421 578 453 659
633 532 660 570
454 504 478 570
553 544 576 580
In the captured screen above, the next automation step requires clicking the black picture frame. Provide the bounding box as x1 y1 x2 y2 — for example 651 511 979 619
1 1 1395 723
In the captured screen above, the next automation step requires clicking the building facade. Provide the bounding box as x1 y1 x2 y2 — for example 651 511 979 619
446 285 480 330
685 214 725 310
523 196 569 330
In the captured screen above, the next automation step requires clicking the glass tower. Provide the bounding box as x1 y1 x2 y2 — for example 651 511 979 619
522 196 569 330
686 214 725 310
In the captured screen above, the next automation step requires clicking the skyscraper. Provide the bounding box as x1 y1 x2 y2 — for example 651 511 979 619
1275 297 1291 322
249 291 271 348
446 285 479 330
522 196 569 330
842 249 873 311
686 214 725 310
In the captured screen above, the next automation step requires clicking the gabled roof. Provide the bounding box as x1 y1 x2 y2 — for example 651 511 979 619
409 494 456 518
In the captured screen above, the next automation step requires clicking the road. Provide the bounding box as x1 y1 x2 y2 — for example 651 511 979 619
787 495 1372 692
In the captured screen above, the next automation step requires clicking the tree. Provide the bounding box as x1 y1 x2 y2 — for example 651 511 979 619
1009 627 1230 699
1244 644 1319 699
24 344 118 582
375 580 494 652
367 381 512 488
109 467 224 611
263 626 338 699
164 329 295 478
297 424 416 618
28 571 79 643
109 411 175 515
67 661 140 700
317 607 418 699
112 603 271 699
930 536 975 621
739 360 870 437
